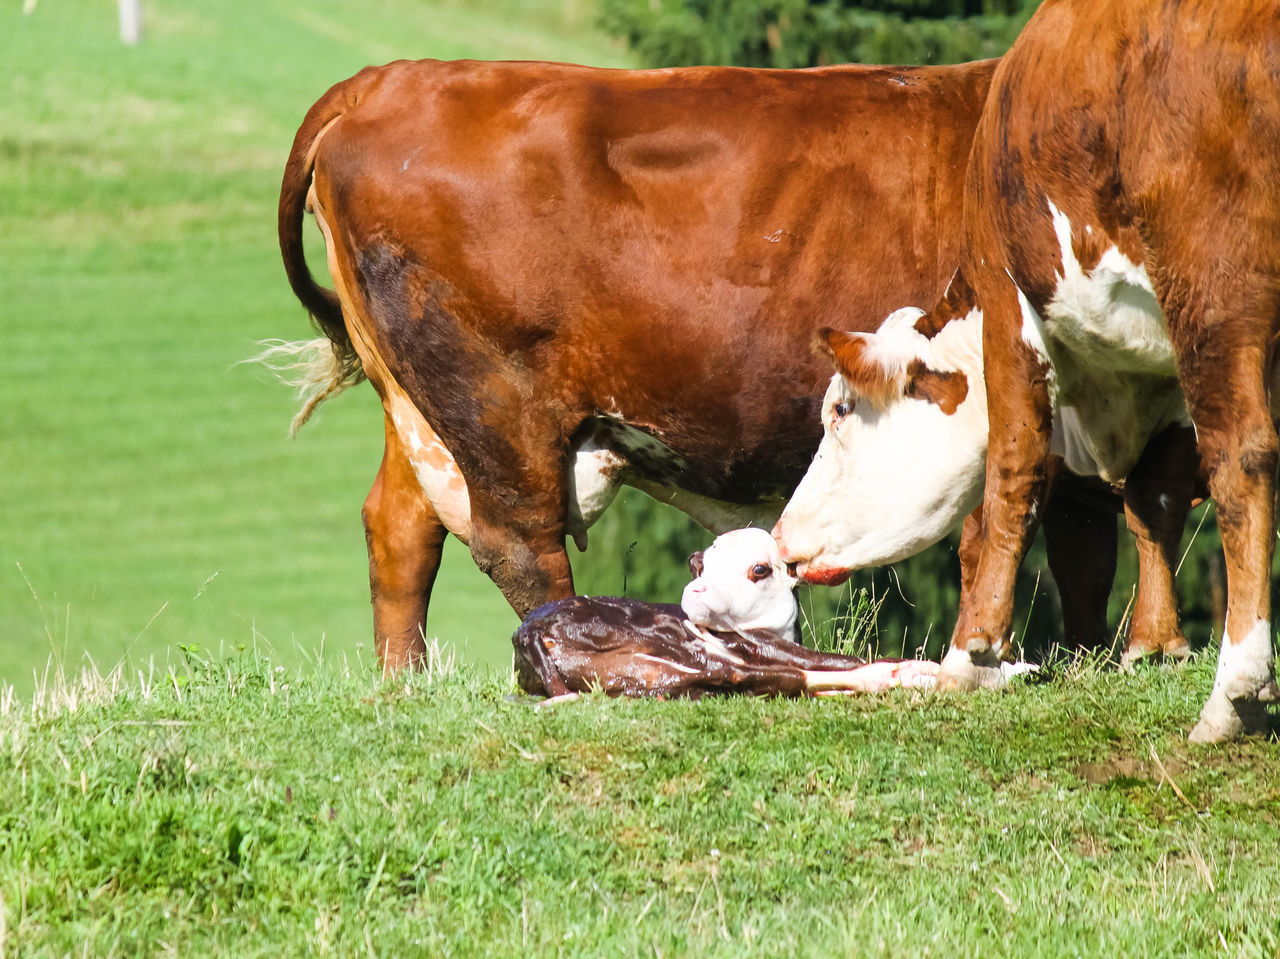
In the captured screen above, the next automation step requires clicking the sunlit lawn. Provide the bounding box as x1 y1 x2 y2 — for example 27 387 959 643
0 0 631 690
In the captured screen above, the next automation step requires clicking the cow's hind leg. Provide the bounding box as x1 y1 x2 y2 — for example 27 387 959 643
468 510 576 620
458 411 577 620
1119 425 1196 668
1176 320 1279 742
363 415 449 673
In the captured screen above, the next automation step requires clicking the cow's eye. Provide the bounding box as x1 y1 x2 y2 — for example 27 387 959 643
833 401 851 419
749 563 772 582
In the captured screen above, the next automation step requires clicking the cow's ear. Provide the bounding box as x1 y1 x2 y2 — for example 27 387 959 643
942 268 977 316
915 268 978 340
816 328 907 408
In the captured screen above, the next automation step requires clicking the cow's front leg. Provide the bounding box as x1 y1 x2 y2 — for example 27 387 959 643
940 281 1053 690
1119 425 1197 667
363 416 449 674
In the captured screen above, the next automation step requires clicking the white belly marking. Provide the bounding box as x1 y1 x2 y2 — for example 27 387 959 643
1033 199 1189 481
388 392 473 543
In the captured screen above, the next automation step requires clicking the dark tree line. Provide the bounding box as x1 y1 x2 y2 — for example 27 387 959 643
578 0 1238 659
599 0 1037 70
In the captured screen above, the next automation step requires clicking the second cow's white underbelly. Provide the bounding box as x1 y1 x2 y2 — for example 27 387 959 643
1019 201 1190 483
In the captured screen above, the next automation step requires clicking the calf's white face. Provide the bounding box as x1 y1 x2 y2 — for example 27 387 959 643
773 304 989 585
680 527 799 639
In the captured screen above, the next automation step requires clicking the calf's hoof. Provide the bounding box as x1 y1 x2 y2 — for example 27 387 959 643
536 691 582 709
937 644 1006 691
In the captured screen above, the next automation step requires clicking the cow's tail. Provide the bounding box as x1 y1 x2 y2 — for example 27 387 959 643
268 70 377 436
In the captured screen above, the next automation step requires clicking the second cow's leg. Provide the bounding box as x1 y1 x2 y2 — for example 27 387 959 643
1180 338 1279 742
1042 474 1118 651
958 473 1120 660
1119 425 1196 666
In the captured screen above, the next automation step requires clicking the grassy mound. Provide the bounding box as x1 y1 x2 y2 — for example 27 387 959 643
2 650 1276 956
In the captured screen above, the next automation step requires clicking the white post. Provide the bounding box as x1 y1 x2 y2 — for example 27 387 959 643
119 0 140 45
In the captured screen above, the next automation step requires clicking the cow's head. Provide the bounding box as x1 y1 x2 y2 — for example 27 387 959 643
773 274 989 585
681 527 799 640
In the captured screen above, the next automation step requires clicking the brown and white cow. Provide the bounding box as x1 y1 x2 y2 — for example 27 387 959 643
777 0 1280 741
274 56 1168 675
775 271 1199 670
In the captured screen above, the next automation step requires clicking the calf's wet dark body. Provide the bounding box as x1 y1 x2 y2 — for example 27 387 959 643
513 596 869 700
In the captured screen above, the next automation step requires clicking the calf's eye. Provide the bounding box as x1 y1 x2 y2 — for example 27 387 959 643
749 563 772 582
833 402 851 418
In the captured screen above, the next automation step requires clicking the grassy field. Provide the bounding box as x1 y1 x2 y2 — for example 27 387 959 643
1 651 1277 957
0 0 635 690
5 7 1279 955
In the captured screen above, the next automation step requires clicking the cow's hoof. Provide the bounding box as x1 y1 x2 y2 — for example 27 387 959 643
937 645 1005 691
1120 637 1191 671
1189 690 1272 743
1119 645 1157 671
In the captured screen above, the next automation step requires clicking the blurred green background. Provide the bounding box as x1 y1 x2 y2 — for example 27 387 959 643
1 0 632 690
1 0 1234 693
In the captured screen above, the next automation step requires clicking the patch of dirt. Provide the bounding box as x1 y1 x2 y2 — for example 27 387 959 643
659 769 707 797
1072 833 1112 859
1074 755 1186 785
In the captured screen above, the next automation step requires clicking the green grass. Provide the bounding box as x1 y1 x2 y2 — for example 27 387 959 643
0 0 631 690
2 652 1277 956
6 10 1278 954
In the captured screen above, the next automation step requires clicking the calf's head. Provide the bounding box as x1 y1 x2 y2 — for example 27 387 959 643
681 527 799 639
773 275 989 585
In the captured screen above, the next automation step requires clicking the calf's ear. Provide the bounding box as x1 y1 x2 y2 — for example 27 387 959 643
815 328 907 409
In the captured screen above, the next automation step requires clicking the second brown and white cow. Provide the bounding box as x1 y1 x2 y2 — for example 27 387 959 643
776 0 1280 742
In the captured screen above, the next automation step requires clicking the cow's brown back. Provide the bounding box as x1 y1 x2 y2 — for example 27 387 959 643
302 58 995 501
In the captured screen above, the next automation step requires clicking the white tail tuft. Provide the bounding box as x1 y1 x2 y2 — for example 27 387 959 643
249 337 366 437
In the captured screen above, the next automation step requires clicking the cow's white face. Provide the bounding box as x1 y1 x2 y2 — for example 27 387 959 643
773 305 989 585
681 527 799 639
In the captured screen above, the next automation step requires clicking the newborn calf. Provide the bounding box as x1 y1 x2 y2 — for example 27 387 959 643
512 528 938 699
